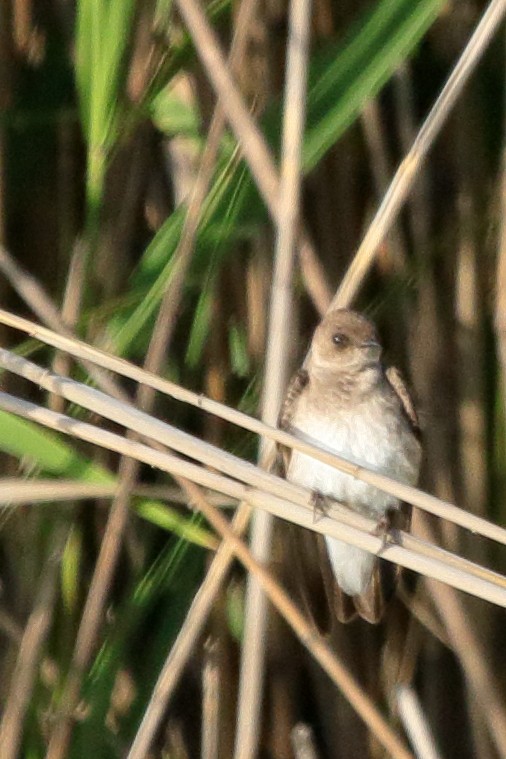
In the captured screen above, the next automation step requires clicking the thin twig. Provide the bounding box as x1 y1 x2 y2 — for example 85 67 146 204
334 0 506 308
0 478 230 509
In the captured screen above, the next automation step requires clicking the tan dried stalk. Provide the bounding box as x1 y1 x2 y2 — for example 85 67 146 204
334 0 506 308
0 235 89 759
0 320 504 546
235 0 312 752
0 388 504 608
0 389 417 759
172 0 331 312
396 686 444 759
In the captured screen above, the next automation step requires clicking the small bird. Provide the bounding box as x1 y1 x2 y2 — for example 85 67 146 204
278 309 421 625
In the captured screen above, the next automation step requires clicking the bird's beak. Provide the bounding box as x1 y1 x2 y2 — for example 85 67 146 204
361 338 381 358
361 338 380 349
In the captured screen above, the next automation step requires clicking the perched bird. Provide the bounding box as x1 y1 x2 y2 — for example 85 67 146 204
278 309 421 625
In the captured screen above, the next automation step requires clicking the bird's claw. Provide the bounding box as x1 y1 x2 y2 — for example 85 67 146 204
310 490 330 523
372 511 394 551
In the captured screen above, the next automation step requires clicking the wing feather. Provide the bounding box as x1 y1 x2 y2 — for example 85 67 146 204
277 368 309 476
385 366 421 439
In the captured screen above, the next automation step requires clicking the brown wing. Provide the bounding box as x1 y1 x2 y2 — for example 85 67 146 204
315 533 357 625
278 369 342 632
288 527 394 628
352 563 385 624
385 366 421 440
382 366 419 622
277 368 309 476
286 525 335 634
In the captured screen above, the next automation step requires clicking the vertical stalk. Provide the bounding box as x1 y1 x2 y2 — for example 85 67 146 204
234 0 312 754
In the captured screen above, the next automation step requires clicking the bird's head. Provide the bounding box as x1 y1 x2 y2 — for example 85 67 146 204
309 309 382 374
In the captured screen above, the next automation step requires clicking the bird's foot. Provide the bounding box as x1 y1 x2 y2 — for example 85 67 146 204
372 511 394 552
310 490 331 523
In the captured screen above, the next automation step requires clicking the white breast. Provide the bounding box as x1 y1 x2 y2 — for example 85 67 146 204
287 395 418 595
288 397 417 512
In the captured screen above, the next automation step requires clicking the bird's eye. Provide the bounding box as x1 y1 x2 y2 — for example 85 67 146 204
332 333 349 346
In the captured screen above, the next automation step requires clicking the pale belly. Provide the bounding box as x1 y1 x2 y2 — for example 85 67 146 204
287 404 418 596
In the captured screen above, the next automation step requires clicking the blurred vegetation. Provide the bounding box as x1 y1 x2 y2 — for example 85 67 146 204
0 0 505 757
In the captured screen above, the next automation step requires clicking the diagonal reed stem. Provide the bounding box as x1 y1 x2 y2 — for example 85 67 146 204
0 321 504 547
334 0 506 308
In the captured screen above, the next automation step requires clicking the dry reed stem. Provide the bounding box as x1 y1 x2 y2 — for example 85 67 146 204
0 375 501 587
175 479 416 759
334 0 506 308
360 99 407 270
0 237 89 758
0 480 122 504
44 4 267 756
173 0 331 312
392 63 432 252
45 464 139 759
46 315 139 756
396 685 444 759
0 322 503 547
0 245 128 403
127 502 252 759
0 610 22 646
416 517 506 758
138 0 260 392
291 724 320 759
202 638 220 759
235 0 311 752
50 238 88 414
495 30 506 404
0 523 68 759
0 478 229 510
173 0 279 204
3 348 506 581
0 390 504 608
